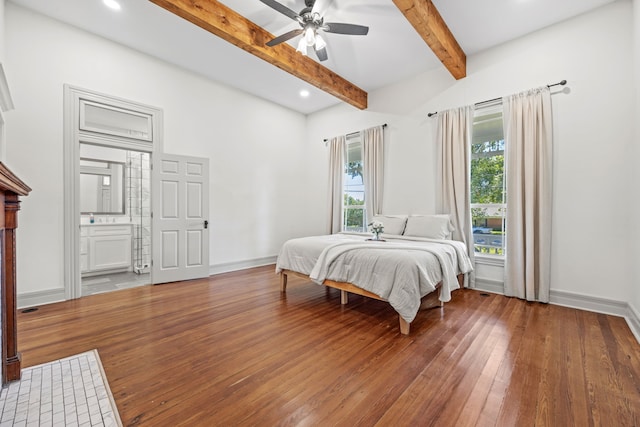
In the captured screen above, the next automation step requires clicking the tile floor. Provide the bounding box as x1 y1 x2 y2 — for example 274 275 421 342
0 350 121 427
82 272 150 296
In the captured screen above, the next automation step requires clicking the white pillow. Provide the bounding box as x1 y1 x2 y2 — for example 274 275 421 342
403 214 455 239
371 215 408 236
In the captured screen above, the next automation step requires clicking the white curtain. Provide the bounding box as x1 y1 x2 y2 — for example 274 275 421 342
362 125 385 223
328 136 346 234
437 106 475 288
503 87 553 302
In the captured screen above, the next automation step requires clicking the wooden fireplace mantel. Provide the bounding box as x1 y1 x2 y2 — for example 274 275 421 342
0 162 31 384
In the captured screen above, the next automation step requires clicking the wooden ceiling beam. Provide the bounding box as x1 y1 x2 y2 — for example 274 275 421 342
393 0 466 80
148 0 368 110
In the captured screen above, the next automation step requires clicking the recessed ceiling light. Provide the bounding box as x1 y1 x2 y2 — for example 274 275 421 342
300 89 310 98
103 0 121 11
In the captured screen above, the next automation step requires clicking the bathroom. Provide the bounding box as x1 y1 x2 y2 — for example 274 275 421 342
79 143 151 296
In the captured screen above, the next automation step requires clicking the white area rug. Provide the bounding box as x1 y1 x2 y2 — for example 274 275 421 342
0 349 122 426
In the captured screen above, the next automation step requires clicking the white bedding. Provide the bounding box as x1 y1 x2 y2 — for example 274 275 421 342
275 233 473 323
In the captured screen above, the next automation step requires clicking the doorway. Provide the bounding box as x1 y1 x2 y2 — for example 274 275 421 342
79 143 152 296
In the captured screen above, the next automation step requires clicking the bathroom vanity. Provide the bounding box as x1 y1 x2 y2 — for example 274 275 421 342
81 223 132 275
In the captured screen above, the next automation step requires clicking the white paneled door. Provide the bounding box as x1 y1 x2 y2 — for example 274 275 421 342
152 154 209 284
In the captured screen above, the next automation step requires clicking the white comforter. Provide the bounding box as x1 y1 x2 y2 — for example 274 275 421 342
275 233 473 323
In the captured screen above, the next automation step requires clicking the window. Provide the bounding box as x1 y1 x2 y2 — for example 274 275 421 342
471 107 506 256
80 100 153 141
343 134 366 232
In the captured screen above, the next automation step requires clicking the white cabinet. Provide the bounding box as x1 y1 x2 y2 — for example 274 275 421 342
81 224 132 276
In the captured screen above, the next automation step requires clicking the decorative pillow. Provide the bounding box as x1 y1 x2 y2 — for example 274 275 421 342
371 215 408 236
403 214 455 239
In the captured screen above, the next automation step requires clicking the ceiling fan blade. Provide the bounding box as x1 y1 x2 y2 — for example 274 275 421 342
266 29 304 47
259 0 300 21
315 46 328 61
323 23 369 36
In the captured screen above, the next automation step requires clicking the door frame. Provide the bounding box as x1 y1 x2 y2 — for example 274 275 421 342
63 85 163 299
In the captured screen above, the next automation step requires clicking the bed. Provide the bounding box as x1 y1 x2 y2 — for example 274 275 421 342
275 215 474 335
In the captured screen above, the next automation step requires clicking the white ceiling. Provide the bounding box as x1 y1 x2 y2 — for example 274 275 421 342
8 0 616 114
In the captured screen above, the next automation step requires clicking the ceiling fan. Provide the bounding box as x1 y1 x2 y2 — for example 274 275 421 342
259 0 369 61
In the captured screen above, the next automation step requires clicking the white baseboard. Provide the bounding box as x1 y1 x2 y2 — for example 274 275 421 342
627 304 640 344
209 256 277 276
16 258 278 308
549 289 629 317
17 288 66 310
469 282 640 344
473 278 504 294
471 282 631 317
550 290 640 344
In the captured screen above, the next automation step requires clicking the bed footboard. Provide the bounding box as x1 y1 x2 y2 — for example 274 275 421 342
278 269 461 335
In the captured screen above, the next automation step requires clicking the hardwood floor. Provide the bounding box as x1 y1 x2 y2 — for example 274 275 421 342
17 265 640 426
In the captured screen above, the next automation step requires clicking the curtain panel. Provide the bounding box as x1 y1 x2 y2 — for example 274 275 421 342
362 125 385 224
503 87 553 302
328 136 346 234
437 106 476 288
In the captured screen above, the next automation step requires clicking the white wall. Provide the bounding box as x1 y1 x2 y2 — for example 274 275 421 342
0 0 6 163
307 0 635 302
631 0 640 318
5 3 319 295
0 0 5 63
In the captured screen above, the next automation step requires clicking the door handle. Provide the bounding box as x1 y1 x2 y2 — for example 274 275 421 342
204 220 209 229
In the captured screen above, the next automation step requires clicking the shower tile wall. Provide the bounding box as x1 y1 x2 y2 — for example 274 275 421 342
127 152 151 274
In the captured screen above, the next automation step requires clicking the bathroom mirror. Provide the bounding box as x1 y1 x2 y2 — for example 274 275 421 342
80 158 125 214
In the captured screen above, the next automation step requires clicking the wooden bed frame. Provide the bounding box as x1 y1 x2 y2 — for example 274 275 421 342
279 269 464 335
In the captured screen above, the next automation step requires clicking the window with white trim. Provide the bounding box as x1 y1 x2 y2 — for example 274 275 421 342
471 106 506 256
343 134 366 232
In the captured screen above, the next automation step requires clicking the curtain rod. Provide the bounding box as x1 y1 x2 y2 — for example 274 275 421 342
426 80 567 118
323 123 387 143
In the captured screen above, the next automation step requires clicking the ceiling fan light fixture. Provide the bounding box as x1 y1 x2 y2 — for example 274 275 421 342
304 27 316 47
315 34 326 50
296 38 308 56
260 0 370 63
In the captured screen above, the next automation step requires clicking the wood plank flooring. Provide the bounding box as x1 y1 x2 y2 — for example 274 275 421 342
16 265 640 426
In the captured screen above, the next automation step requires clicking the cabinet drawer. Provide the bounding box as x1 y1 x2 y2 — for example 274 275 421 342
88 225 132 236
